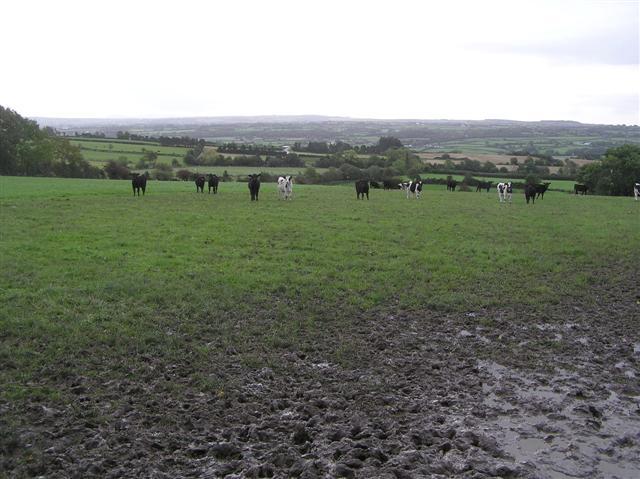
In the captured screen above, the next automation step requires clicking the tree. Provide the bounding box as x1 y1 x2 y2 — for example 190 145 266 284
104 160 130 179
577 144 640 196
154 163 173 181
1 105 101 178
376 136 403 153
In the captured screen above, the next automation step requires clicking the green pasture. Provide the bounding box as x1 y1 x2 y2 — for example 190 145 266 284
432 135 640 156
70 139 187 156
70 139 188 165
1 176 638 399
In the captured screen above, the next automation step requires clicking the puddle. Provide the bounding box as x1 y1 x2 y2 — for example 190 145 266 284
479 360 640 478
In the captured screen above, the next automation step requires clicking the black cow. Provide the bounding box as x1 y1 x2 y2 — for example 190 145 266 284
208 174 219 194
476 181 493 192
383 179 399 190
536 182 551 199
248 174 261 201
524 184 537 204
574 184 588 195
132 174 147 196
195 176 205 193
355 179 369 200
446 179 457 191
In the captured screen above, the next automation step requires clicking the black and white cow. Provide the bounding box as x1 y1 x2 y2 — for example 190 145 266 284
634 182 640 201
355 179 369 200
277 175 293 200
195 176 205 193
248 174 261 201
505 181 513 203
208 174 220 194
497 182 506 203
401 180 423 199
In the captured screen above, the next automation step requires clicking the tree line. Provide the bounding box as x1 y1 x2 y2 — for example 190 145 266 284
294 136 404 155
0 106 102 178
216 143 287 157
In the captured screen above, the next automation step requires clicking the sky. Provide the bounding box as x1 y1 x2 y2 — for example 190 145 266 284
1 0 638 124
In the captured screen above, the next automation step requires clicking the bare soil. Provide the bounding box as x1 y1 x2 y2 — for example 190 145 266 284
2 272 639 478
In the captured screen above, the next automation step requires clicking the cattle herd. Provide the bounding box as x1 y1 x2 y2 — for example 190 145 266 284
131 174 640 203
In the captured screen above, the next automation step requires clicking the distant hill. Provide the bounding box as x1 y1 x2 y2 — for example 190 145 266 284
31 116 639 159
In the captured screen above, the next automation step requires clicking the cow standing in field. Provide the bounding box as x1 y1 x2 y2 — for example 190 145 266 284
195 176 205 193
524 184 537 204
574 184 588 195
402 179 423 199
536 182 551 199
634 182 639 200
383 179 399 190
505 182 513 203
446 178 457 191
477 181 493 192
497 182 506 203
248 174 261 201
355 179 369 200
132 174 147 196
277 175 293 200
208 174 219 194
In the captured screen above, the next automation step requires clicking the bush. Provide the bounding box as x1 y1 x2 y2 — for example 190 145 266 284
176 169 193 181
154 163 174 181
577 144 640 196
104 160 130 179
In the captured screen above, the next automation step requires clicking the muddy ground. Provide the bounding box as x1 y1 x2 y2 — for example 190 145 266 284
2 274 639 478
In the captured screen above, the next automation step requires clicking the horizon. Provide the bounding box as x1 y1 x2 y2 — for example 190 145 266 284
28 114 637 128
2 0 639 125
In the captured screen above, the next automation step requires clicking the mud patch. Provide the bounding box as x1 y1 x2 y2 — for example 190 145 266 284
2 273 639 478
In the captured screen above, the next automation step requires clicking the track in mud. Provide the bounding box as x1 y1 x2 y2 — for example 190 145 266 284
2 279 639 478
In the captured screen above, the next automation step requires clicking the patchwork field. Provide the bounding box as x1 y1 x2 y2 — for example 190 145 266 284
69 139 188 166
1 176 638 478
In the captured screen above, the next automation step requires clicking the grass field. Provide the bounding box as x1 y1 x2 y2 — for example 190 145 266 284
1 176 637 398
2 176 639 476
70 139 188 165
429 136 640 156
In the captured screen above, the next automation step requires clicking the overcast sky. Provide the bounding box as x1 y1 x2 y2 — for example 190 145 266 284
1 0 638 124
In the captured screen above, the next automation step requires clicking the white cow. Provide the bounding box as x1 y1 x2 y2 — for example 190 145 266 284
277 175 293 200
497 182 506 203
